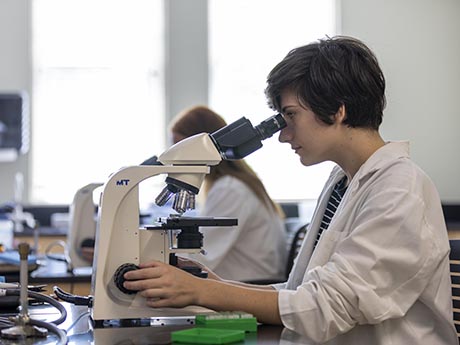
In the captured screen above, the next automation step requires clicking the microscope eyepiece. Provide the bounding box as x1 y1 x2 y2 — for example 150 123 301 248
209 113 286 160
255 113 286 140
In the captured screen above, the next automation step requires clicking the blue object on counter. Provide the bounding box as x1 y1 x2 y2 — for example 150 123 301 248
0 250 37 265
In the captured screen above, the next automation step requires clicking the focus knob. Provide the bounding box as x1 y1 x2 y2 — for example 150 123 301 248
113 263 139 294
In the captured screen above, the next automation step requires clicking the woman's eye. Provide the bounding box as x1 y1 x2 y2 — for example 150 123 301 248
285 112 295 119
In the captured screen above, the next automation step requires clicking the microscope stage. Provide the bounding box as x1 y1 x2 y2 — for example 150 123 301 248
144 216 237 230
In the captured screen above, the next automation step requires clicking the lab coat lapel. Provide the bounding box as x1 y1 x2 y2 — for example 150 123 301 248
307 170 358 271
285 166 345 290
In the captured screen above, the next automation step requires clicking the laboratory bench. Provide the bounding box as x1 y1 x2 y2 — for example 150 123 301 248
9 223 91 296
0 302 315 345
14 226 67 258
1 255 92 296
11 205 70 259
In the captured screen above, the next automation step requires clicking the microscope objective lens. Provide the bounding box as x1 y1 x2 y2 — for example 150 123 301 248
155 187 173 206
173 190 188 214
187 192 196 210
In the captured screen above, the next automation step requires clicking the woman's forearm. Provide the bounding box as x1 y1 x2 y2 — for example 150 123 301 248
197 279 282 325
220 279 278 290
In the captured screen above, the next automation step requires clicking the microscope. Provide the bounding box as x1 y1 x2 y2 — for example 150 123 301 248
67 183 102 270
90 114 286 326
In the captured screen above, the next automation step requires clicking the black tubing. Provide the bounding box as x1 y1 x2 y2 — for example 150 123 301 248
6 289 67 325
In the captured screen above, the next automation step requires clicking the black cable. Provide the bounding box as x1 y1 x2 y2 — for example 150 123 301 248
29 319 68 344
53 286 92 307
5 289 67 325
0 317 13 330
1 289 69 344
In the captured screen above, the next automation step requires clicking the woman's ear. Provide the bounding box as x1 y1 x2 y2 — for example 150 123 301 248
333 104 347 125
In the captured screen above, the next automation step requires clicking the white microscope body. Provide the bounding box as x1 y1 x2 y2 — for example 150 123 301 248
91 134 222 323
90 114 286 325
67 183 102 269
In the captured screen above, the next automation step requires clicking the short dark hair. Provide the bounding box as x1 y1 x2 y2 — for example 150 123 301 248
265 36 386 129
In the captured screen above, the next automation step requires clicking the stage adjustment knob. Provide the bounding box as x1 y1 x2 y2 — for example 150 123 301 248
114 263 139 294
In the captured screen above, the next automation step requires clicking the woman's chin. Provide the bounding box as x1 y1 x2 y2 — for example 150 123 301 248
299 156 318 167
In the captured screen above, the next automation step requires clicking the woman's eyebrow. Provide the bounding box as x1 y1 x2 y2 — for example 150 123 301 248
281 105 296 113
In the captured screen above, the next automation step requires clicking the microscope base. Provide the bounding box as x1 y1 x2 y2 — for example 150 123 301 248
90 313 210 328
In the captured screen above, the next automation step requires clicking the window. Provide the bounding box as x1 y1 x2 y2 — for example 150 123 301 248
32 0 164 204
209 0 337 201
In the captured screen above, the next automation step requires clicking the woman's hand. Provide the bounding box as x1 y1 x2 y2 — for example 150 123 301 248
123 260 282 325
123 260 205 308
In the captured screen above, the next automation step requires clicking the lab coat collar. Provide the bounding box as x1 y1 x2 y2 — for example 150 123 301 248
358 140 409 175
330 141 410 188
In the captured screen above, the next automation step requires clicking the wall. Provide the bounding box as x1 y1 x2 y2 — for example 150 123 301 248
340 0 460 203
164 0 208 130
1 0 459 204
0 0 208 204
0 0 31 204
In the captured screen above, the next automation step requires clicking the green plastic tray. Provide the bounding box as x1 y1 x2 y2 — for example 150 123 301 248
195 312 258 332
171 327 245 344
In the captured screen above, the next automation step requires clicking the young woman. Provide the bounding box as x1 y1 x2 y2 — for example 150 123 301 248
168 106 287 282
124 36 457 344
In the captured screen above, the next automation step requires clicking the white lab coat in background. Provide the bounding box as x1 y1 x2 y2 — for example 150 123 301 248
273 141 458 345
186 175 287 282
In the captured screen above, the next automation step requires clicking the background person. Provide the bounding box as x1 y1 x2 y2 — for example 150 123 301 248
169 105 287 282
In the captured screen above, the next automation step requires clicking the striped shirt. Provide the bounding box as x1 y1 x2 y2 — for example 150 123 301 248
314 176 348 249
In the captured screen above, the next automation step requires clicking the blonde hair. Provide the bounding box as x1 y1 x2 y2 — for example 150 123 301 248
169 105 284 217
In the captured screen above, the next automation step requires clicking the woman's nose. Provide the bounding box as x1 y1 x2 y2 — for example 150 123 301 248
278 125 292 143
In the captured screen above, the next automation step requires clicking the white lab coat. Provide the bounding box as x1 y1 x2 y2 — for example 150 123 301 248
187 175 287 281
274 141 458 345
